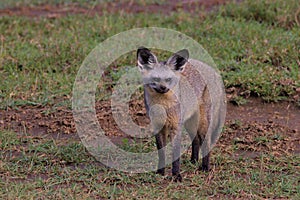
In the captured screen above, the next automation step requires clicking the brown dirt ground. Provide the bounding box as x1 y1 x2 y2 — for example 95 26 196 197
0 0 232 18
0 97 299 155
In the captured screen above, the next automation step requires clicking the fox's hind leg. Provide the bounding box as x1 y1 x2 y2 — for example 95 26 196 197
198 111 210 171
191 135 200 164
199 134 210 171
185 113 200 164
197 96 210 171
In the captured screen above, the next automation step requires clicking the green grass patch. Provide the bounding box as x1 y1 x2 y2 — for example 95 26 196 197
1 1 299 108
0 130 299 199
221 0 300 29
1 1 299 199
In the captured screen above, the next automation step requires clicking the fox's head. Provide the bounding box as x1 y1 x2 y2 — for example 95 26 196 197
137 47 189 94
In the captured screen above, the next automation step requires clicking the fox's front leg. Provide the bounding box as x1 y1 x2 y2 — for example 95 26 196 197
150 105 168 176
155 127 167 175
171 127 182 182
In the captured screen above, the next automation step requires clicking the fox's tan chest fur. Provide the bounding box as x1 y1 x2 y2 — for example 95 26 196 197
145 86 181 130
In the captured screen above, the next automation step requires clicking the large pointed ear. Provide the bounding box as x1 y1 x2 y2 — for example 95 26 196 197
137 47 158 71
167 49 189 72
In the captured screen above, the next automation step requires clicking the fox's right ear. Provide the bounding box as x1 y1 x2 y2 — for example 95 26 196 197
167 49 189 72
137 47 158 71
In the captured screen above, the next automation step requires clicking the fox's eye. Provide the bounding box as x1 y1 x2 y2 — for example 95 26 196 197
153 77 160 82
165 78 172 82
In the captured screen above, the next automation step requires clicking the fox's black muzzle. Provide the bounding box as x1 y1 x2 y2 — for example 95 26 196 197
146 83 170 94
154 85 170 94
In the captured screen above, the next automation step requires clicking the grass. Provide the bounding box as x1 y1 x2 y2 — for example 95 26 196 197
0 0 300 199
0 129 299 199
0 0 299 108
220 0 300 29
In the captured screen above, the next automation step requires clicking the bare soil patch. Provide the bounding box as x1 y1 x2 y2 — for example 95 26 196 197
227 98 300 132
1 98 299 155
0 0 232 18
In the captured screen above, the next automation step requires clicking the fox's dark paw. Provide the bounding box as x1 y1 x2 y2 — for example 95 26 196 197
190 159 198 165
172 173 182 182
156 169 165 176
200 164 210 172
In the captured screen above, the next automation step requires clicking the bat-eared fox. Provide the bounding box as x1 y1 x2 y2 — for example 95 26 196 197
137 47 215 182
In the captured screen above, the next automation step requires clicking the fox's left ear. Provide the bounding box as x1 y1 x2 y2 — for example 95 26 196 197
137 47 158 71
167 49 189 72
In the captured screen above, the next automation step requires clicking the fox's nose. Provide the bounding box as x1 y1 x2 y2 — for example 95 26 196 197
160 85 167 91
154 85 169 93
